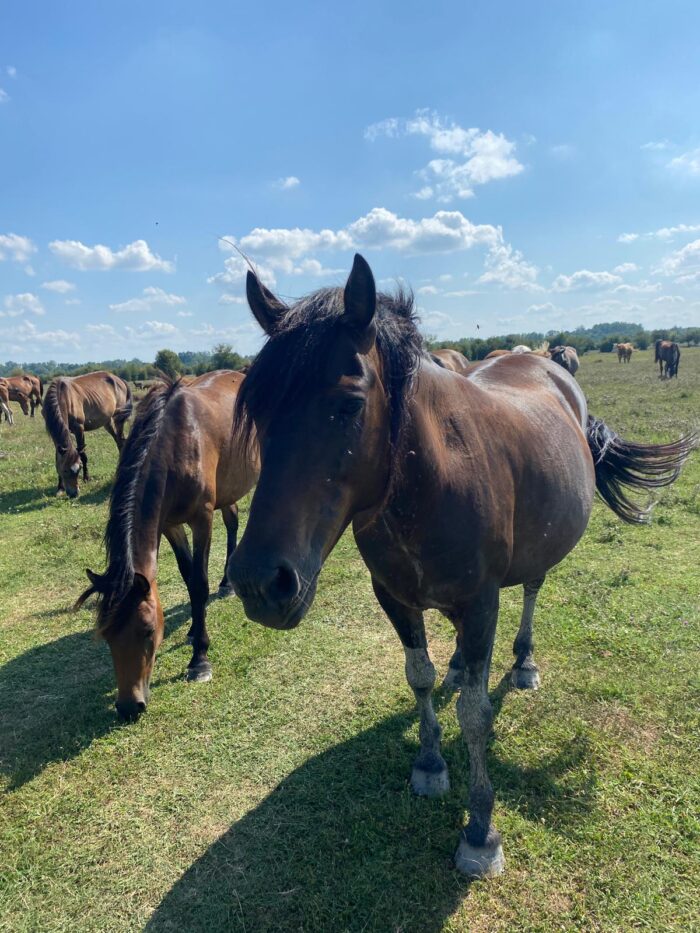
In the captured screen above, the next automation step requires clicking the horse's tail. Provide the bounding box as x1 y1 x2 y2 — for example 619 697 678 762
654 339 662 363
586 416 697 524
38 376 44 399
672 344 681 377
115 381 133 425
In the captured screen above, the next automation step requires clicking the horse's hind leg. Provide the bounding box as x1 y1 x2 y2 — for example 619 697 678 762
186 510 214 683
164 525 194 636
372 578 449 798
454 583 504 878
104 419 123 451
511 576 545 690
217 503 239 595
443 639 465 690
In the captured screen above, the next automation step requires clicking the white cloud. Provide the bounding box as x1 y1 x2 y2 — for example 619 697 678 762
86 323 120 338
652 295 685 304
109 285 186 314
273 175 300 190
6 66 17 78
217 295 246 305
0 233 36 263
654 238 700 278
667 148 700 176
0 319 80 349
617 232 640 243
552 270 623 292
478 242 541 290
611 281 661 295
617 223 700 243
550 144 575 159
612 262 639 274
366 109 523 202
444 289 478 298
1 292 45 317
674 272 700 285
49 238 174 272
417 285 439 295
528 302 560 314
641 140 671 151
41 279 76 294
438 273 453 282
64 298 81 306
0 89 9 104
124 320 179 340
208 254 278 290
177 309 194 316
24 265 35 277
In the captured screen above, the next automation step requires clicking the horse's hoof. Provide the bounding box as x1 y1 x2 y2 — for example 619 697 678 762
454 835 505 879
442 665 464 691
511 665 541 690
216 583 235 598
410 753 450 797
186 663 213 683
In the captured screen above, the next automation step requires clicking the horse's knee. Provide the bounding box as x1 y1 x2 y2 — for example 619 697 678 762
404 647 436 696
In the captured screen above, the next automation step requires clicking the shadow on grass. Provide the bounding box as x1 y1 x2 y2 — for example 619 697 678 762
0 479 113 514
147 685 598 933
0 602 192 790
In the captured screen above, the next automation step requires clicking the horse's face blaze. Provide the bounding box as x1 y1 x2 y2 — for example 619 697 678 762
57 448 81 497
104 582 164 720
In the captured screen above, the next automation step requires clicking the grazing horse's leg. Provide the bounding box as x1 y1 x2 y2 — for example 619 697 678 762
217 503 239 595
372 579 449 797
454 584 504 878
186 510 214 683
103 419 122 450
164 525 196 641
74 424 89 480
511 576 545 690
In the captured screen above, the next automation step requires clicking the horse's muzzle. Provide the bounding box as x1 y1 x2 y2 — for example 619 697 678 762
115 699 147 722
229 557 313 629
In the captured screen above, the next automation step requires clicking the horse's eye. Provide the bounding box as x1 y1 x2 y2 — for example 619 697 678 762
338 397 365 417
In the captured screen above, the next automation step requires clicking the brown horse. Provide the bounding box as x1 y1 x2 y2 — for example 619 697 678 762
0 379 13 424
43 371 132 497
2 374 42 416
616 342 634 363
549 345 580 376
429 347 471 374
75 372 259 721
228 255 696 879
655 339 681 378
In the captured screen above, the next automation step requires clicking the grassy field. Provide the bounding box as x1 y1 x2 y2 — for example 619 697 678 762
1 349 699 932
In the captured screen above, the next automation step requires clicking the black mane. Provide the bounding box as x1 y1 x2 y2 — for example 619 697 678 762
78 378 182 631
43 379 74 453
235 285 425 498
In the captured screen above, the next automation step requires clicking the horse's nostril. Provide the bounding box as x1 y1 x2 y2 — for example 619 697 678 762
272 563 300 601
115 699 146 722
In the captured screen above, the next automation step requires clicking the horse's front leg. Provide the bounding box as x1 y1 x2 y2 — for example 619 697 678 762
217 503 239 595
74 425 88 480
186 509 214 683
511 576 545 689
372 579 449 797
453 583 504 878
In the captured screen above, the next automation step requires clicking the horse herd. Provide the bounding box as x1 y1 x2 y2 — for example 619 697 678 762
3 257 697 879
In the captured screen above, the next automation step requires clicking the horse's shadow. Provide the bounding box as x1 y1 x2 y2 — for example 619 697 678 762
0 480 112 514
0 602 192 790
147 683 597 933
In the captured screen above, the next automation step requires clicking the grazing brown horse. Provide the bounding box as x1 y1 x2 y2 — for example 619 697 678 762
0 379 13 424
75 372 259 721
2 374 43 416
549 345 580 376
429 347 471 374
616 342 634 363
43 371 132 497
655 339 681 378
228 255 696 879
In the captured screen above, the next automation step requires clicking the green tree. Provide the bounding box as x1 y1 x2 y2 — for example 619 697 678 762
211 343 245 371
154 349 183 379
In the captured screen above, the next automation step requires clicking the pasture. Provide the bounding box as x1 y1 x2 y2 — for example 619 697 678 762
1 349 699 932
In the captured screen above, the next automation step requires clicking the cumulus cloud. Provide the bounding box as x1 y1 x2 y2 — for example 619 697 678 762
366 109 523 202
0 89 9 104
1 292 45 317
177 309 194 316
217 295 246 305
667 148 700 176
552 270 623 292
654 238 700 278
417 285 439 295
86 323 120 339
109 286 186 314
613 263 639 274
641 140 671 151
124 320 179 339
0 233 36 263
617 233 640 244
208 254 278 290
611 281 661 295
273 175 300 190
41 279 76 294
49 238 174 272
0 319 80 349
618 223 700 243
477 242 540 290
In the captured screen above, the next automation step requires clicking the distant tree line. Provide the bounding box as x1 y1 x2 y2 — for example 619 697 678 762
2 326 699 380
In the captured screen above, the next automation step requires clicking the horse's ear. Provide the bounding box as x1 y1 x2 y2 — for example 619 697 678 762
343 254 377 352
246 271 287 335
74 568 103 610
86 569 102 587
133 573 151 599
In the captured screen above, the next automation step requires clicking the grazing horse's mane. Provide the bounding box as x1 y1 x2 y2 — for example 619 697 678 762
75 377 183 631
43 380 74 453
235 285 424 496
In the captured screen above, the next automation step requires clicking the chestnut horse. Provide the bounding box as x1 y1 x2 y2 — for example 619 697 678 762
0 379 13 424
43 371 132 497
655 339 681 378
229 255 696 879
616 343 634 363
1 375 34 417
429 347 471 374
75 372 258 721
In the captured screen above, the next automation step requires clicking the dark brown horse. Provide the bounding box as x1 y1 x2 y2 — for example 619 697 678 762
0 379 13 424
75 372 259 721
549 345 580 376
43 371 132 497
655 339 681 378
2 374 42 416
228 255 696 879
429 347 471 374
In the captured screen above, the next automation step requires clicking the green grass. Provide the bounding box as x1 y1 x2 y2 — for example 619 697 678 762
0 350 699 932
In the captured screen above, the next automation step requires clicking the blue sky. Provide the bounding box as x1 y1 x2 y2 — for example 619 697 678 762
1 0 699 362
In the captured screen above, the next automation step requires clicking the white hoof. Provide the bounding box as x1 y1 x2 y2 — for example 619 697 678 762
411 762 450 797
186 665 213 683
442 666 464 691
454 837 505 878
511 665 541 690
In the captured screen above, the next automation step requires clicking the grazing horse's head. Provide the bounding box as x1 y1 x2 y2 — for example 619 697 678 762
76 570 164 721
228 254 420 630
55 445 82 498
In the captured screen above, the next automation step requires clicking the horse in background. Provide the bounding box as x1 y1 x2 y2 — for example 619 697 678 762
0 379 13 424
2 374 43 416
430 348 471 374
43 371 132 497
75 372 259 721
228 254 696 879
616 343 634 363
655 340 681 378
550 345 580 376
